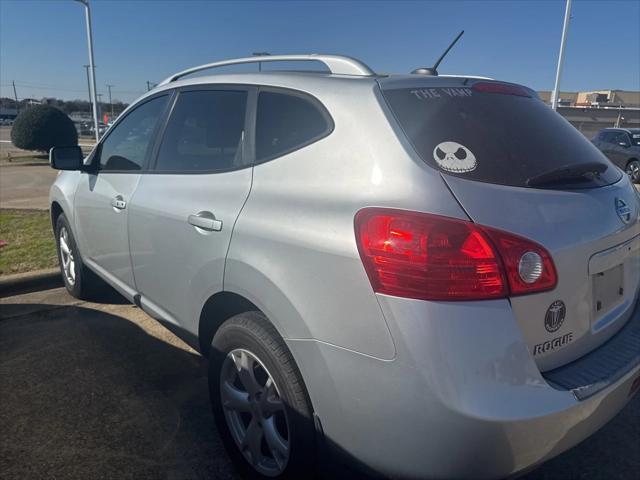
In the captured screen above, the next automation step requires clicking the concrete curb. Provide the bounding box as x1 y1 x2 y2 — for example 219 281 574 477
0 268 63 297
0 162 50 168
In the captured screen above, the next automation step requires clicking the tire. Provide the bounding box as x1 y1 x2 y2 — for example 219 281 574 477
55 213 102 299
209 311 317 479
625 159 640 183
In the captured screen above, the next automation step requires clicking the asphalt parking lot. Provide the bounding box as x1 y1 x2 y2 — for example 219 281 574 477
0 164 58 210
0 125 93 210
1 286 639 479
0 287 236 480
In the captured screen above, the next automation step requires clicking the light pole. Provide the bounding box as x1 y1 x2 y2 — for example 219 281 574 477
615 107 624 128
12 81 19 114
106 84 114 119
252 52 271 72
83 65 92 115
551 0 572 111
74 0 100 141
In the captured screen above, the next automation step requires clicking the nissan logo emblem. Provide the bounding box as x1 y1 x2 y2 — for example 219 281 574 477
615 198 632 224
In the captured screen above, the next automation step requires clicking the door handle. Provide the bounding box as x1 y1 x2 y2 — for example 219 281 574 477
188 212 222 232
111 195 126 210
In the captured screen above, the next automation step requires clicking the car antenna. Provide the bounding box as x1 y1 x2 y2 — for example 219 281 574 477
412 30 464 76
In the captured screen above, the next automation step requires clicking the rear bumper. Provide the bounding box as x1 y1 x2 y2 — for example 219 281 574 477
287 297 640 479
544 297 640 400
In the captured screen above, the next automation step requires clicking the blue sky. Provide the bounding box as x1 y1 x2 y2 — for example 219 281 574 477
1 0 639 104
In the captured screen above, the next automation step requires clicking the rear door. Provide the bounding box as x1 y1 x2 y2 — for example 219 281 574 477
599 132 624 168
610 132 631 168
128 86 254 334
381 80 640 371
74 94 171 292
591 131 607 154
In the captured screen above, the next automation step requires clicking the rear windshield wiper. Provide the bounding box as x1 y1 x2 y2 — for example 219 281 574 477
526 162 608 188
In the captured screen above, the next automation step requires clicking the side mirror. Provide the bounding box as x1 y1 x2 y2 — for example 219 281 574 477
49 146 84 170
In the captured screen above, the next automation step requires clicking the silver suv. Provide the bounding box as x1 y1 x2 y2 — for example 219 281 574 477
49 55 640 479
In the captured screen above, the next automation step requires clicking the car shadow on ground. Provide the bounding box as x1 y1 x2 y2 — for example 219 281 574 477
0 301 638 480
88 286 131 305
0 302 237 480
0 301 370 480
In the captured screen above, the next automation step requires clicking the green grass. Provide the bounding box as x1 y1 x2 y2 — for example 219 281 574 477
0 209 58 275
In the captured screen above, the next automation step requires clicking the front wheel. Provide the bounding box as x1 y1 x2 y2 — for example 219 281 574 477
55 213 102 299
209 312 316 479
625 159 640 183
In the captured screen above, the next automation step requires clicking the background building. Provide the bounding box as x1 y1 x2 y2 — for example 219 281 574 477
538 90 640 108
538 90 640 138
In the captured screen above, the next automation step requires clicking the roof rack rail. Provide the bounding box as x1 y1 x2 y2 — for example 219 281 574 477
158 54 376 85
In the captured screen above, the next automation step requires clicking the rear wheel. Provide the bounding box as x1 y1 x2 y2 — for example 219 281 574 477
625 159 640 183
209 311 316 479
55 214 101 299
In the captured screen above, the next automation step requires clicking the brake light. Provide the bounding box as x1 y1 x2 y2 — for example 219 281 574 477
472 82 531 97
354 208 557 301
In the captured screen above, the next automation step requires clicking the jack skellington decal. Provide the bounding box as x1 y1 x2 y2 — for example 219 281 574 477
433 141 477 173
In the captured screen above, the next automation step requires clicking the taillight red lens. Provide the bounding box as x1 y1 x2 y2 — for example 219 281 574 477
472 82 531 97
354 208 557 301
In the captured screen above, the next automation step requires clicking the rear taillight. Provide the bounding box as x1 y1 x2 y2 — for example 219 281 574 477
354 208 557 301
481 227 557 295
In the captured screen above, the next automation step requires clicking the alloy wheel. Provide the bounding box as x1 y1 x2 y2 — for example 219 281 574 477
626 161 640 183
220 348 290 477
59 226 76 286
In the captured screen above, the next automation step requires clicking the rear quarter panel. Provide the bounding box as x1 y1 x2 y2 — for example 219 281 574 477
224 80 470 359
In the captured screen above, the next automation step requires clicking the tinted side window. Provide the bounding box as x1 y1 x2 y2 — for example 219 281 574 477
256 91 331 162
602 132 617 143
155 90 248 172
99 95 168 171
613 132 629 145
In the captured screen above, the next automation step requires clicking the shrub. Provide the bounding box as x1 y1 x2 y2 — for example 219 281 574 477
10 105 78 152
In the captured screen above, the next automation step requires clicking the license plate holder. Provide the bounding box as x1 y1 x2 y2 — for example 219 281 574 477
592 264 624 319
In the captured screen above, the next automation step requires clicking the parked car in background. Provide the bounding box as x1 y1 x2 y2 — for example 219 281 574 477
49 55 640 479
74 122 92 136
89 122 108 136
592 128 640 183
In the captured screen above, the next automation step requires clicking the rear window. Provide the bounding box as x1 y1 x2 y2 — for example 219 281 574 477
382 85 621 188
